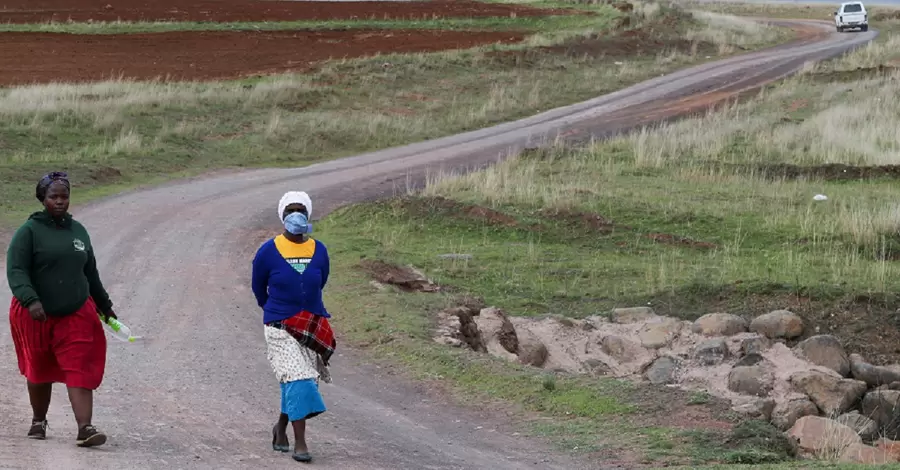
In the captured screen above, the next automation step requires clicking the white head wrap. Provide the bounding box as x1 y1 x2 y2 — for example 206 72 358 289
278 191 312 222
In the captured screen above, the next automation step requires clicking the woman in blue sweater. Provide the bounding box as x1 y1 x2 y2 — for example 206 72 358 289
251 191 336 464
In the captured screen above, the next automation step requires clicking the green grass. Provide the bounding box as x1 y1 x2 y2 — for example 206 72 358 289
315 218 792 464
314 233 652 456
0 3 787 227
680 1 838 20
691 465 888 470
313 197 811 465
0 14 599 34
0 0 623 34
309 19 900 468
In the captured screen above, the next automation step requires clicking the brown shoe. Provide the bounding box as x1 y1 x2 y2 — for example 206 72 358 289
27 420 48 440
76 424 107 448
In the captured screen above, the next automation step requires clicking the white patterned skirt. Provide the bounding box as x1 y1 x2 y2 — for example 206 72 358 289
264 325 327 421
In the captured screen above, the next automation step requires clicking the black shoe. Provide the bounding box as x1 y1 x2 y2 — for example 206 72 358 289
27 420 48 440
75 424 107 448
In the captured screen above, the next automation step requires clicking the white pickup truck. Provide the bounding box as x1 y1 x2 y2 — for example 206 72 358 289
834 1 868 32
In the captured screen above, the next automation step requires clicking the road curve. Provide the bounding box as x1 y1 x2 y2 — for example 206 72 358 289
0 20 876 470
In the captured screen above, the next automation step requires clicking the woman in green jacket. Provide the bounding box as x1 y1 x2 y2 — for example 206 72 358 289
6 171 118 447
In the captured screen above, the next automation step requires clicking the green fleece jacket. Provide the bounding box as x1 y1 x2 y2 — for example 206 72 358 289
6 210 113 317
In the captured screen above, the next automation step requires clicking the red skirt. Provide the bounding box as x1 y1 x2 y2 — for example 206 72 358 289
9 297 107 390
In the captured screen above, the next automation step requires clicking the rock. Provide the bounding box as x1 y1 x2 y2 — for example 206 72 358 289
436 306 485 352
694 337 730 365
732 398 776 421
584 358 612 376
850 353 900 387
836 411 879 442
741 335 773 356
861 390 900 439
433 308 465 347
638 317 683 349
790 370 867 416
794 335 850 377
453 295 487 312
434 336 463 348
610 307 656 324
735 353 765 368
788 416 862 455
645 356 679 385
516 328 548 368
691 313 748 336
839 443 894 464
474 307 518 361
772 399 820 431
749 310 804 339
601 335 645 363
728 365 774 397
598 335 656 375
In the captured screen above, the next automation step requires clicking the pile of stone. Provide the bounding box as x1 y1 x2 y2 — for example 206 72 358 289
434 305 900 464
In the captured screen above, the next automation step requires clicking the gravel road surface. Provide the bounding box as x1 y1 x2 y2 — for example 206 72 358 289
0 19 876 470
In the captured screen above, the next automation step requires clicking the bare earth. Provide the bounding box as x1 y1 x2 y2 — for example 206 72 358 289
0 0 566 23
0 20 877 470
0 29 525 86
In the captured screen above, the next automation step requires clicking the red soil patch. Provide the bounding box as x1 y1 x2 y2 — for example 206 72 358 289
541 208 621 233
750 163 900 181
359 259 440 292
0 29 524 86
0 0 569 23
422 196 520 227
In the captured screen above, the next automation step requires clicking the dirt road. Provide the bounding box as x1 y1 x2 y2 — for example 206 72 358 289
0 20 876 470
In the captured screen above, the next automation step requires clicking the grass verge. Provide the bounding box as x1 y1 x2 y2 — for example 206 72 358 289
0 15 598 35
0 2 787 226
312 14 900 468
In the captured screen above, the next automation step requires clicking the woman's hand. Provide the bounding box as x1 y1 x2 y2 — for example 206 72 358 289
102 310 118 322
27 302 47 322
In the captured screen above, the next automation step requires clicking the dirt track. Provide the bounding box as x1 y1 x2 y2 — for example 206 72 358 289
0 19 878 470
0 29 524 86
0 0 566 23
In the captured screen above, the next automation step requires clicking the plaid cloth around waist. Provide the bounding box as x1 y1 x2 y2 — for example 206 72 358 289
268 311 336 366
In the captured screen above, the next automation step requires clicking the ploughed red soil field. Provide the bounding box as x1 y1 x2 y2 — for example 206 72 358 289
0 0 569 23
0 29 525 86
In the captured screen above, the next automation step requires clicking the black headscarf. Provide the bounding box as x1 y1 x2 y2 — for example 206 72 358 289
35 171 70 202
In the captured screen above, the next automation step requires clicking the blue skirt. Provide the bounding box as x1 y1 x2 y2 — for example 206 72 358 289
281 378 326 421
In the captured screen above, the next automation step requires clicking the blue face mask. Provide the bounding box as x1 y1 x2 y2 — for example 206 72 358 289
284 212 313 235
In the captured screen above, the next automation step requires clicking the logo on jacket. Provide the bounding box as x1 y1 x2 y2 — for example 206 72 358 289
285 257 311 274
73 239 85 252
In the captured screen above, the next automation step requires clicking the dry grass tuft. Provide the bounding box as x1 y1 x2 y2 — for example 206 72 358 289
686 10 782 54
